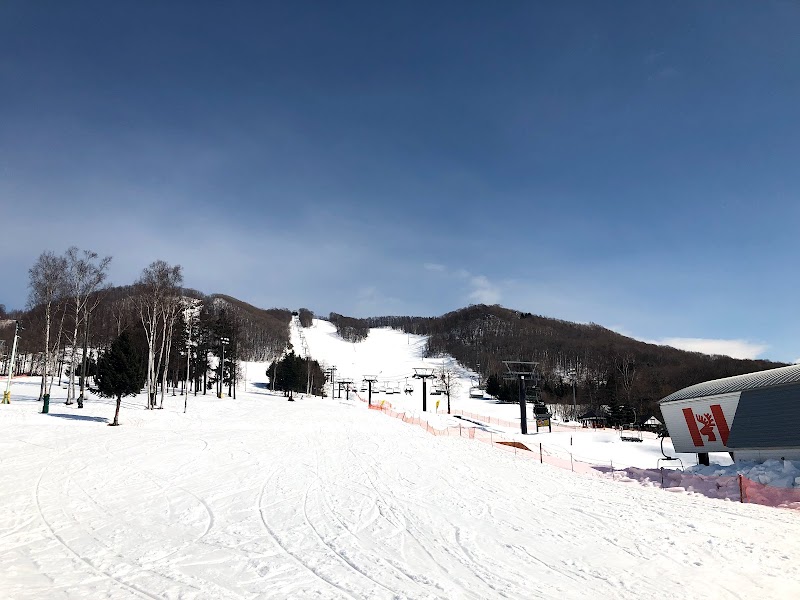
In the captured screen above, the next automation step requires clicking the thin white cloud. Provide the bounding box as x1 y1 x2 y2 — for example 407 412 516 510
421 264 502 305
657 337 768 360
467 275 501 305
607 325 768 360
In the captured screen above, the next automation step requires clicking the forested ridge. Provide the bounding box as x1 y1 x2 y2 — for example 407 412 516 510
2 256 291 407
3 267 784 422
359 304 784 419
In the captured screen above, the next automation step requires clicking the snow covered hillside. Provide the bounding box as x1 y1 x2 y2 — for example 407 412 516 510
290 319 724 471
2 364 799 597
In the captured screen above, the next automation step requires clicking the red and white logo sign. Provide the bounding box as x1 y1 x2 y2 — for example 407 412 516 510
682 404 730 447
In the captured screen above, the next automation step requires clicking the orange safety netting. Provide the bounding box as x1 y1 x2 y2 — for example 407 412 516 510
740 476 800 509
365 401 604 476
366 399 800 510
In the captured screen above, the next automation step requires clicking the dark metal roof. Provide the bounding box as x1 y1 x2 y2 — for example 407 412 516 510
727 384 800 449
660 364 800 404
578 409 607 420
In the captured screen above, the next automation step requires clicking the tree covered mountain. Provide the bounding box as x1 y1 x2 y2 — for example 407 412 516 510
5 275 782 424
359 304 784 420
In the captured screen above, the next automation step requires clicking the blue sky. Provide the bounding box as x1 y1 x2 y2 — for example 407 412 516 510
2 1 799 362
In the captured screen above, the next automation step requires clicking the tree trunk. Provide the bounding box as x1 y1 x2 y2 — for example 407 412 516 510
49 309 67 396
40 302 52 400
111 395 121 426
78 306 89 408
160 311 175 409
67 312 79 404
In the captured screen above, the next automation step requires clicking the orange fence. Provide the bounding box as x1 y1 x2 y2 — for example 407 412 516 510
364 400 800 511
355 393 575 434
366 401 603 476
622 467 800 511
740 475 800 509
450 409 575 433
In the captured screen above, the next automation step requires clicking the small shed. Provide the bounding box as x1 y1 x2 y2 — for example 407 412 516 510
579 408 607 429
659 364 800 462
642 416 662 431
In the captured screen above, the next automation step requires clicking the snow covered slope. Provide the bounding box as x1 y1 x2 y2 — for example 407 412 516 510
1 376 798 599
291 318 722 470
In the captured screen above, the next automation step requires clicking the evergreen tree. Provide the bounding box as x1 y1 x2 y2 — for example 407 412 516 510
485 373 501 398
267 351 326 395
96 331 145 426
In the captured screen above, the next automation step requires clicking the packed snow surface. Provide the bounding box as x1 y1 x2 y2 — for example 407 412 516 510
2 319 799 598
291 319 729 470
2 374 799 599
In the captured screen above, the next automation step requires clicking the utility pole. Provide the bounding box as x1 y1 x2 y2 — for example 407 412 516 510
184 326 192 413
218 336 229 398
363 375 378 406
413 367 435 412
2 321 20 404
305 348 311 396
572 377 577 422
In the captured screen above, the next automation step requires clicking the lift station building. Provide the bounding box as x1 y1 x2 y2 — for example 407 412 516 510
660 364 800 463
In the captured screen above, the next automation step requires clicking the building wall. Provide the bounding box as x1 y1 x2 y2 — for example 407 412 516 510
734 449 800 462
661 393 740 454
727 383 800 449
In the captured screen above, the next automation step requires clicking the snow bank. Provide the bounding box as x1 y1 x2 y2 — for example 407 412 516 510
621 459 800 510
690 458 800 488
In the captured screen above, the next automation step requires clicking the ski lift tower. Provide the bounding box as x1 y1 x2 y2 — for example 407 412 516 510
338 378 353 401
502 361 539 435
324 366 337 399
413 367 436 412
362 375 378 406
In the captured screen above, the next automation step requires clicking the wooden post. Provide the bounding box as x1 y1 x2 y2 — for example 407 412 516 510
539 443 543 463
739 474 745 503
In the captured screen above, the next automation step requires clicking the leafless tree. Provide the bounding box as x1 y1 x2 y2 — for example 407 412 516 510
159 294 184 408
135 260 183 409
615 352 637 407
438 364 461 415
64 247 112 406
28 251 68 400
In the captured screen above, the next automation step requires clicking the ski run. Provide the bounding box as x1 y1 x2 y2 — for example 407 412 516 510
1 318 798 599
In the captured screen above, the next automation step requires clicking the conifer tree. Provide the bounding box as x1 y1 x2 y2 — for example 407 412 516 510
96 331 145 426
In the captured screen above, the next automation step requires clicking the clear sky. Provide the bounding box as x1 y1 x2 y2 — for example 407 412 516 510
2 1 799 362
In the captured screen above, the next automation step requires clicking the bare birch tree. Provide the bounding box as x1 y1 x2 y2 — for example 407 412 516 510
438 364 461 415
135 261 183 409
47 300 69 396
615 352 637 407
28 251 68 400
159 294 184 408
64 247 111 406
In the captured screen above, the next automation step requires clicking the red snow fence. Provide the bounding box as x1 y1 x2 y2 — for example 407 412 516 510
621 468 800 511
740 476 800 510
362 394 800 511
450 409 575 432
365 401 602 476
